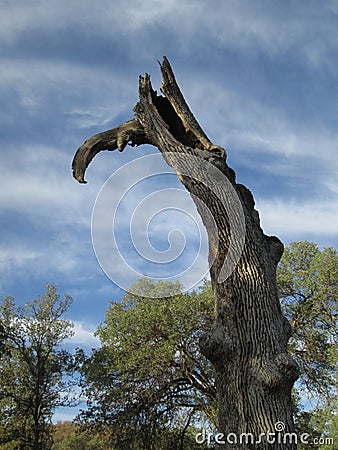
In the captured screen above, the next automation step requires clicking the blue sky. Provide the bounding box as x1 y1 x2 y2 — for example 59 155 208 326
1 0 338 421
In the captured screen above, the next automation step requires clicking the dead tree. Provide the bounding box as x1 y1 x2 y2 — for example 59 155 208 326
72 57 299 449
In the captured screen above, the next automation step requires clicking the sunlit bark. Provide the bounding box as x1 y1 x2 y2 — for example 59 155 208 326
72 57 299 449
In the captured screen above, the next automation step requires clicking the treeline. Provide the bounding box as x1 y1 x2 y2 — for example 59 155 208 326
52 422 202 450
0 241 337 449
52 422 108 449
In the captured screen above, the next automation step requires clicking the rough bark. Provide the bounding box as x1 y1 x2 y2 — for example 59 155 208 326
72 57 299 449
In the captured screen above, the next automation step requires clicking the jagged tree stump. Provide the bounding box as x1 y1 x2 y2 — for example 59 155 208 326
72 57 299 449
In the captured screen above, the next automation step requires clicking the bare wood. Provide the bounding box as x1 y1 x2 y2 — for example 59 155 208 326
159 56 213 150
72 118 149 183
72 57 298 449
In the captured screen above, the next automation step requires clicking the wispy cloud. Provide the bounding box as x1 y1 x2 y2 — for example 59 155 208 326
258 197 338 242
1 0 337 317
186 77 337 163
1 1 337 425
66 321 99 347
3 0 338 71
0 58 135 130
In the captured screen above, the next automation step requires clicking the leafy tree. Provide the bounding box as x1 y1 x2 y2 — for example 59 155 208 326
277 241 337 397
312 396 338 449
78 278 216 449
293 394 337 450
0 284 77 450
0 323 6 355
78 242 337 448
278 241 337 448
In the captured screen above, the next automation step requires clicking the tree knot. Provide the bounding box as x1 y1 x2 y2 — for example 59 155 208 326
251 353 299 391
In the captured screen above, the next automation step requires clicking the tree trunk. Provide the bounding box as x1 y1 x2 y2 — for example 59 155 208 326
72 57 299 449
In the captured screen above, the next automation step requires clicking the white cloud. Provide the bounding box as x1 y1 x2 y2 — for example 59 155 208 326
0 231 96 286
325 178 338 195
0 0 183 40
194 1 338 69
0 143 106 225
0 247 43 274
0 0 101 42
186 78 337 163
66 321 99 347
2 0 338 71
53 407 80 424
0 58 134 127
65 108 117 129
257 198 338 239
0 147 100 285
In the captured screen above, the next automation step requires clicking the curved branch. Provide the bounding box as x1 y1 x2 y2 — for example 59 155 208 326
72 118 149 183
72 56 225 184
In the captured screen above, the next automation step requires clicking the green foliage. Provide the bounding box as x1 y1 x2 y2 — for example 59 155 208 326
310 398 338 449
278 242 337 447
52 421 207 450
294 395 337 450
0 284 77 450
77 242 337 447
52 422 108 449
278 241 338 397
78 278 216 448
